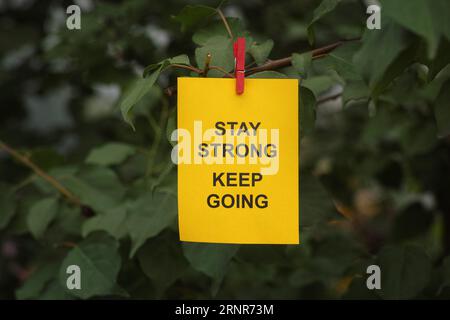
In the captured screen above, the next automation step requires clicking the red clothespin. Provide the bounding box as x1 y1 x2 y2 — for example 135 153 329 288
233 37 245 95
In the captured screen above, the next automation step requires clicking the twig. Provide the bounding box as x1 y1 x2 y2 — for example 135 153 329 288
217 9 233 39
208 66 233 78
165 62 233 78
203 53 212 77
0 140 82 206
163 64 233 96
246 38 359 75
312 53 327 60
11 174 36 193
163 38 360 97
168 63 203 74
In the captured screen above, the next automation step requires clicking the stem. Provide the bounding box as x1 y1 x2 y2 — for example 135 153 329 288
208 66 233 78
245 57 291 75
0 140 82 206
166 63 232 78
246 38 359 75
151 161 175 191
203 53 212 77
168 63 203 74
163 38 360 96
11 174 36 193
217 9 233 39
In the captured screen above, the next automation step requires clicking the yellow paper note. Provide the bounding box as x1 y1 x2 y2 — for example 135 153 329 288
176 77 299 244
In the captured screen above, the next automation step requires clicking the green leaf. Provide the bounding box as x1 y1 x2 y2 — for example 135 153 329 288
323 42 361 82
377 245 432 299
343 277 380 300
172 5 217 32
300 86 316 138
193 18 243 45
248 39 274 65
353 18 415 97
59 233 123 299
342 80 370 105
421 65 450 101
6 195 35 235
121 55 188 129
38 278 73 300
130 86 163 122
62 167 125 213
143 55 191 78
166 111 177 147
16 263 60 299
0 186 15 230
137 231 189 296
33 166 78 195
290 233 362 288
82 205 127 239
195 36 234 77
85 143 136 166
399 121 438 156
379 0 450 58
55 203 83 237
120 69 161 129
182 242 239 295
300 174 334 227
27 197 59 239
168 54 190 65
307 0 341 45
302 75 338 96
127 191 177 257
434 80 450 137
121 53 190 129
292 52 312 78
248 71 287 79
426 39 450 81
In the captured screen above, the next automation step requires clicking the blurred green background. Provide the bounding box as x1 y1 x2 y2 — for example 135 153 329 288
1 0 450 300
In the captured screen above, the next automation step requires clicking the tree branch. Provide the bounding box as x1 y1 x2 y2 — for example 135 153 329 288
168 63 203 74
163 38 360 96
208 66 233 78
246 38 359 75
166 61 233 79
0 140 82 206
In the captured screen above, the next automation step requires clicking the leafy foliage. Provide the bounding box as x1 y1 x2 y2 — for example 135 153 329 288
27 197 59 239
377 245 431 299
59 234 123 299
85 143 136 166
1 0 450 300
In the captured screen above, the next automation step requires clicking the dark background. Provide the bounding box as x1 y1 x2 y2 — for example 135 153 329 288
1 0 450 300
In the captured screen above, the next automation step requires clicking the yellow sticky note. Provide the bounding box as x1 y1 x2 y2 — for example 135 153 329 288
177 77 299 244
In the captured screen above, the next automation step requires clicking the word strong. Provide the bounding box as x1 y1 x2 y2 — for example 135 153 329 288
177 77 299 244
